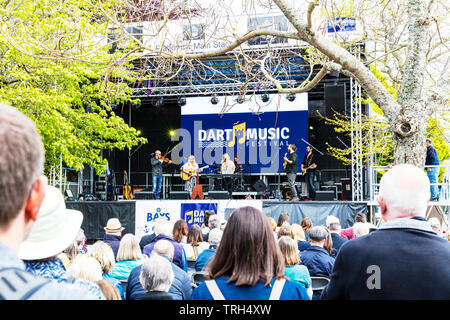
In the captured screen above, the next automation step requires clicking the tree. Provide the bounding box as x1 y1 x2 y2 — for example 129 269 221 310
0 0 147 173
100 0 449 167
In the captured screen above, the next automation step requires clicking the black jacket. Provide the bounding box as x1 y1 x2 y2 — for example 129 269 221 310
321 218 450 300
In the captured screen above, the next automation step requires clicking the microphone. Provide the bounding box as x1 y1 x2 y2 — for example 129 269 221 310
150 152 155 156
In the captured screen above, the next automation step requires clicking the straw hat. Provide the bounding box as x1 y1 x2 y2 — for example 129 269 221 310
19 185 83 260
104 218 125 233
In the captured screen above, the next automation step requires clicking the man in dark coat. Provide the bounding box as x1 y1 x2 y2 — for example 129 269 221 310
127 240 192 300
321 164 450 300
300 226 335 278
102 218 124 260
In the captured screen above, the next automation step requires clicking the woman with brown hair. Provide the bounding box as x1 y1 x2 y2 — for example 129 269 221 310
300 217 313 242
172 219 188 244
183 224 209 259
190 206 309 300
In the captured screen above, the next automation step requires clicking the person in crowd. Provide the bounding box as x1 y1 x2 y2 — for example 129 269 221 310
340 213 366 240
68 255 103 283
291 223 311 252
127 240 192 300
190 206 309 300
109 233 145 281
19 185 104 299
325 216 347 254
321 164 450 299
143 218 188 271
76 228 88 254
278 236 312 299
88 240 125 299
173 219 188 244
203 214 221 242
268 217 278 240
353 222 371 238
300 217 313 242
300 226 335 279
0 105 99 299
139 254 175 300
102 218 125 260
425 138 440 201
277 222 294 239
183 224 210 260
202 210 215 239
96 280 122 300
58 239 79 270
323 230 336 257
194 228 223 272
276 213 290 233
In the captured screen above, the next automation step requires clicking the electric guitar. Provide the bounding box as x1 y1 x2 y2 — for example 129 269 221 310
301 164 317 174
123 170 133 200
180 165 209 181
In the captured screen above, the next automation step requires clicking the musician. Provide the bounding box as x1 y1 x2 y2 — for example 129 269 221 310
301 146 317 200
151 150 172 199
233 154 243 173
284 144 299 201
221 153 236 198
181 155 204 195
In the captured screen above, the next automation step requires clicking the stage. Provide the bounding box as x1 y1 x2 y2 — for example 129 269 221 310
66 199 369 241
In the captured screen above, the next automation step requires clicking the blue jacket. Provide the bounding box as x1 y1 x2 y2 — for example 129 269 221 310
299 246 335 278
126 256 192 300
331 233 348 254
103 234 121 260
143 235 187 271
297 241 311 252
190 276 310 300
321 217 450 300
195 245 217 271
426 145 440 166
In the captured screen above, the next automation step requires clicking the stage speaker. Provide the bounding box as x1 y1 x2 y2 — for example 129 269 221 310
325 83 346 117
316 190 335 201
208 191 229 199
253 180 267 192
169 191 190 200
134 191 156 200
340 178 352 201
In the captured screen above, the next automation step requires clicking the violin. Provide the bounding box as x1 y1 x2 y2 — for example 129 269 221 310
157 155 172 163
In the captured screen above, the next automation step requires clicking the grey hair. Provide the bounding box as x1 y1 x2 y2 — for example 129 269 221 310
425 138 433 144
308 226 328 241
153 218 173 237
140 254 174 292
0 103 45 226
208 215 221 229
208 228 223 245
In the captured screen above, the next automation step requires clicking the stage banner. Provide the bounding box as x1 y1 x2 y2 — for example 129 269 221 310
135 199 263 240
177 94 308 174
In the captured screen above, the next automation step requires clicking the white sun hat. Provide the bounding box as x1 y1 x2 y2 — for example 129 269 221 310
18 185 83 260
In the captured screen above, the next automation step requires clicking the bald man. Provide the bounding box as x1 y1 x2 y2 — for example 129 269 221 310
321 164 450 300
126 240 191 300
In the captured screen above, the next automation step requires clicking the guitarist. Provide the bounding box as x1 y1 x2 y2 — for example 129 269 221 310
284 144 299 201
181 155 204 197
301 145 317 200
151 150 173 199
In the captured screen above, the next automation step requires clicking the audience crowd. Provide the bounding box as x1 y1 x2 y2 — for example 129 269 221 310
0 104 449 301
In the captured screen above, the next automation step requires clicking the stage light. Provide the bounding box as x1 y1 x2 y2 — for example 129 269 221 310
169 130 175 137
178 96 186 106
155 97 164 107
210 96 219 104
309 126 314 130
261 93 269 103
286 93 296 102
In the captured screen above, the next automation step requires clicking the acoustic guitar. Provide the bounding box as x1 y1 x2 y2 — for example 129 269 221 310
123 170 133 200
283 152 289 171
180 165 209 181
